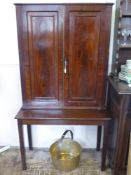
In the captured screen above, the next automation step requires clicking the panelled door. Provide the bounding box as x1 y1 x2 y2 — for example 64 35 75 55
16 5 64 108
64 5 112 109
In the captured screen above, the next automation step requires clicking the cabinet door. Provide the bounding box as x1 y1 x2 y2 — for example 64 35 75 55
16 5 64 108
64 5 112 108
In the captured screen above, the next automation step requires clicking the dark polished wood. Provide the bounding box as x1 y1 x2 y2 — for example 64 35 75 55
101 122 110 171
27 125 33 150
97 125 102 151
16 4 64 109
107 76 131 175
16 109 111 170
64 5 112 108
16 4 112 109
110 2 131 173
28 11 59 101
16 109 111 125
18 121 27 170
15 3 113 171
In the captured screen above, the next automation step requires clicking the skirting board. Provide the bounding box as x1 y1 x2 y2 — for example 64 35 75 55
0 145 10 153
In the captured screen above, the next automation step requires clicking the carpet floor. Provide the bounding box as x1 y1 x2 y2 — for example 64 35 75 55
0 148 112 175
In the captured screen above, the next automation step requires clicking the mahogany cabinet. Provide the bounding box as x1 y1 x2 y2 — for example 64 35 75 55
16 4 112 109
107 1 131 174
15 4 113 170
107 76 131 175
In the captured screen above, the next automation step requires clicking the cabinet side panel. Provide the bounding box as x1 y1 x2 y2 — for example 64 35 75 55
15 6 32 102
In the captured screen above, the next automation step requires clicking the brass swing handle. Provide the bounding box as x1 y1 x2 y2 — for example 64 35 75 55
61 130 73 140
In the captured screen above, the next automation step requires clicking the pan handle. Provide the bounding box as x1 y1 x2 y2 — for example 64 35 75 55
61 130 73 140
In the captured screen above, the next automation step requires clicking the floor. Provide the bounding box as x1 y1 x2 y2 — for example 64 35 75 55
0 148 112 175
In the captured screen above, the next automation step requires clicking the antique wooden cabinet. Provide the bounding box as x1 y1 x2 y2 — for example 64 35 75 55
107 1 131 175
16 4 112 109
107 76 131 175
15 4 113 170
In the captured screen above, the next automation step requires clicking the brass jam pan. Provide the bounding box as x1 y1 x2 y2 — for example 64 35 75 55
50 130 82 171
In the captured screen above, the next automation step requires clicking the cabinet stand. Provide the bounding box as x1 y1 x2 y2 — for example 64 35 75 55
16 109 111 171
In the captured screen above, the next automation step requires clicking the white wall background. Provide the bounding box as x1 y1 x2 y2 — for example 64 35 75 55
0 0 116 148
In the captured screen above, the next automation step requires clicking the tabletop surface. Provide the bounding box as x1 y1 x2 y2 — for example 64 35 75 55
108 76 131 95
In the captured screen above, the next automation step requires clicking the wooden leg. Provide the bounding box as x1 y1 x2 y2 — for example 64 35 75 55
27 125 33 150
18 120 27 170
101 122 109 171
96 125 102 151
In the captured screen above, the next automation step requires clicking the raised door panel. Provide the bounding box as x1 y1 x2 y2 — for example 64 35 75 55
69 12 99 101
28 12 58 101
64 6 112 108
